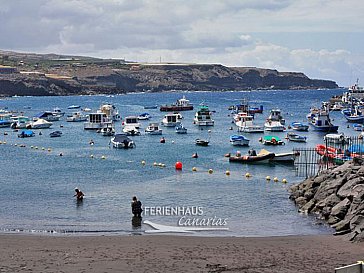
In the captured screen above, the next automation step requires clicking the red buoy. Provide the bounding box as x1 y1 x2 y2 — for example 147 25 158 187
175 161 183 170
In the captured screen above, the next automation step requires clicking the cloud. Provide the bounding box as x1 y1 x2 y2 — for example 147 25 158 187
0 0 363 85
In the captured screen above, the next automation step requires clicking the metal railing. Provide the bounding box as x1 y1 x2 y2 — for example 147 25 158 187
294 136 364 178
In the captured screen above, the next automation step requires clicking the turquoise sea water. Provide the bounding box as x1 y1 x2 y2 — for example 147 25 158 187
0 89 350 236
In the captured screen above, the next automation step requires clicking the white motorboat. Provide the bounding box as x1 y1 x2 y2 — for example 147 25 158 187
10 116 31 129
33 111 61 122
287 132 307 142
290 122 309 131
52 107 65 116
145 123 162 135
264 109 285 132
111 134 135 149
138 113 151 120
30 118 53 129
66 112 88 122
229 135 250 146
123 125 141 136
235 113 264 133
175 123 187 134
193 105 214 126
161 113 180 127
324 133 350 145
100 122 115 136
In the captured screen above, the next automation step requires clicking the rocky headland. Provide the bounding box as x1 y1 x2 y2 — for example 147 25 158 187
0 50 338 96
289 159 364 242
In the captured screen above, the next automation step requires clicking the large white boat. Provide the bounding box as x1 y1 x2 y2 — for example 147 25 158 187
309 104 339 132
235 113 264 133
123 125 141 136
145 123 163 135
160 95 193 111
84 112 108 130
99 104 121 121
193 105 214 126
66 112 88 122
123 116 141 129
161 113 180 127
264 109 285 132
342 79 364 103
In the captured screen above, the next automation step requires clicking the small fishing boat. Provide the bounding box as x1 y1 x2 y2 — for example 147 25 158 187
228 149 275 163
52 107 65 116
100 122 115 136
66 112 88 122
287 132 307 142
18 130 35 138
160 96 193 111
195 139 209 146
264 109 285 132
175 123 187 134
324 133 350 145
68 105 81 109
309 103 338 132
145 123 163 135
144 105 158 109
259 136 284 145
353 123 364 131
290 122 309 131
341 106 364 123
111 134 135 149
229 135 250 146
138 113 151 120
49 131 62 138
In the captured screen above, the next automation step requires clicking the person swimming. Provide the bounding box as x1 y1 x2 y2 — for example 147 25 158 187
74 188 84 201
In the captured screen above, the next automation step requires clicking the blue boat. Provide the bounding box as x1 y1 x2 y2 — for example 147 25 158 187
309 105 338 132
287 132 307 142
17 130 35 138
0 120 12 128
50 131 62 138
230 135 250 146
353 123 364 131
341 106 364 123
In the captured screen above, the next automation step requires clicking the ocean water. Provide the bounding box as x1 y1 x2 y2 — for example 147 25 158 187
0 89 350 236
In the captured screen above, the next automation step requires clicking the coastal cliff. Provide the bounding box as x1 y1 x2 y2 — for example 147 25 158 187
289 159 364 242
0 50 338 96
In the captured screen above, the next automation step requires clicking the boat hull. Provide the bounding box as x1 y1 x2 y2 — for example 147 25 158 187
229 153 275 163
160 105 193 112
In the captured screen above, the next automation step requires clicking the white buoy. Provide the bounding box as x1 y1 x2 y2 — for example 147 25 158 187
245 172 251 178
273 177 279 182
266 176 271 181
208 169 213 174
282 178 288 183
192 167 197 172
225 170 230 176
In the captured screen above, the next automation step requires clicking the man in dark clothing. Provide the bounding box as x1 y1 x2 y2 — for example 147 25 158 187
131 196 143 217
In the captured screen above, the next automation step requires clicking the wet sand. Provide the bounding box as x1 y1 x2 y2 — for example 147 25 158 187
1 234 363 273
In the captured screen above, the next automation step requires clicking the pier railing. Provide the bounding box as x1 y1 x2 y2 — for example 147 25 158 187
293 135 364 178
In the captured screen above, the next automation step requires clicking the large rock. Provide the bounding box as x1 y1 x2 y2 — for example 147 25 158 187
330 198 351 219
337 176 364 198
299 199 315 214
313 174 348 201
350 215 364 232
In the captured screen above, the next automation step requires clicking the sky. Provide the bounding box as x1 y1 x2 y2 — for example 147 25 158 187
1 0 364 86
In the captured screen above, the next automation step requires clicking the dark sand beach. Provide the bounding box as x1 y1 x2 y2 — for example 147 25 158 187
1 234 364 273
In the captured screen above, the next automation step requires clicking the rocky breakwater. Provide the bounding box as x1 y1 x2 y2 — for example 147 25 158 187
289 159 364 242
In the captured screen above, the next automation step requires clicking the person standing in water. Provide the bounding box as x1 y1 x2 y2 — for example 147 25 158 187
131 196 143 217
74 188 84 201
